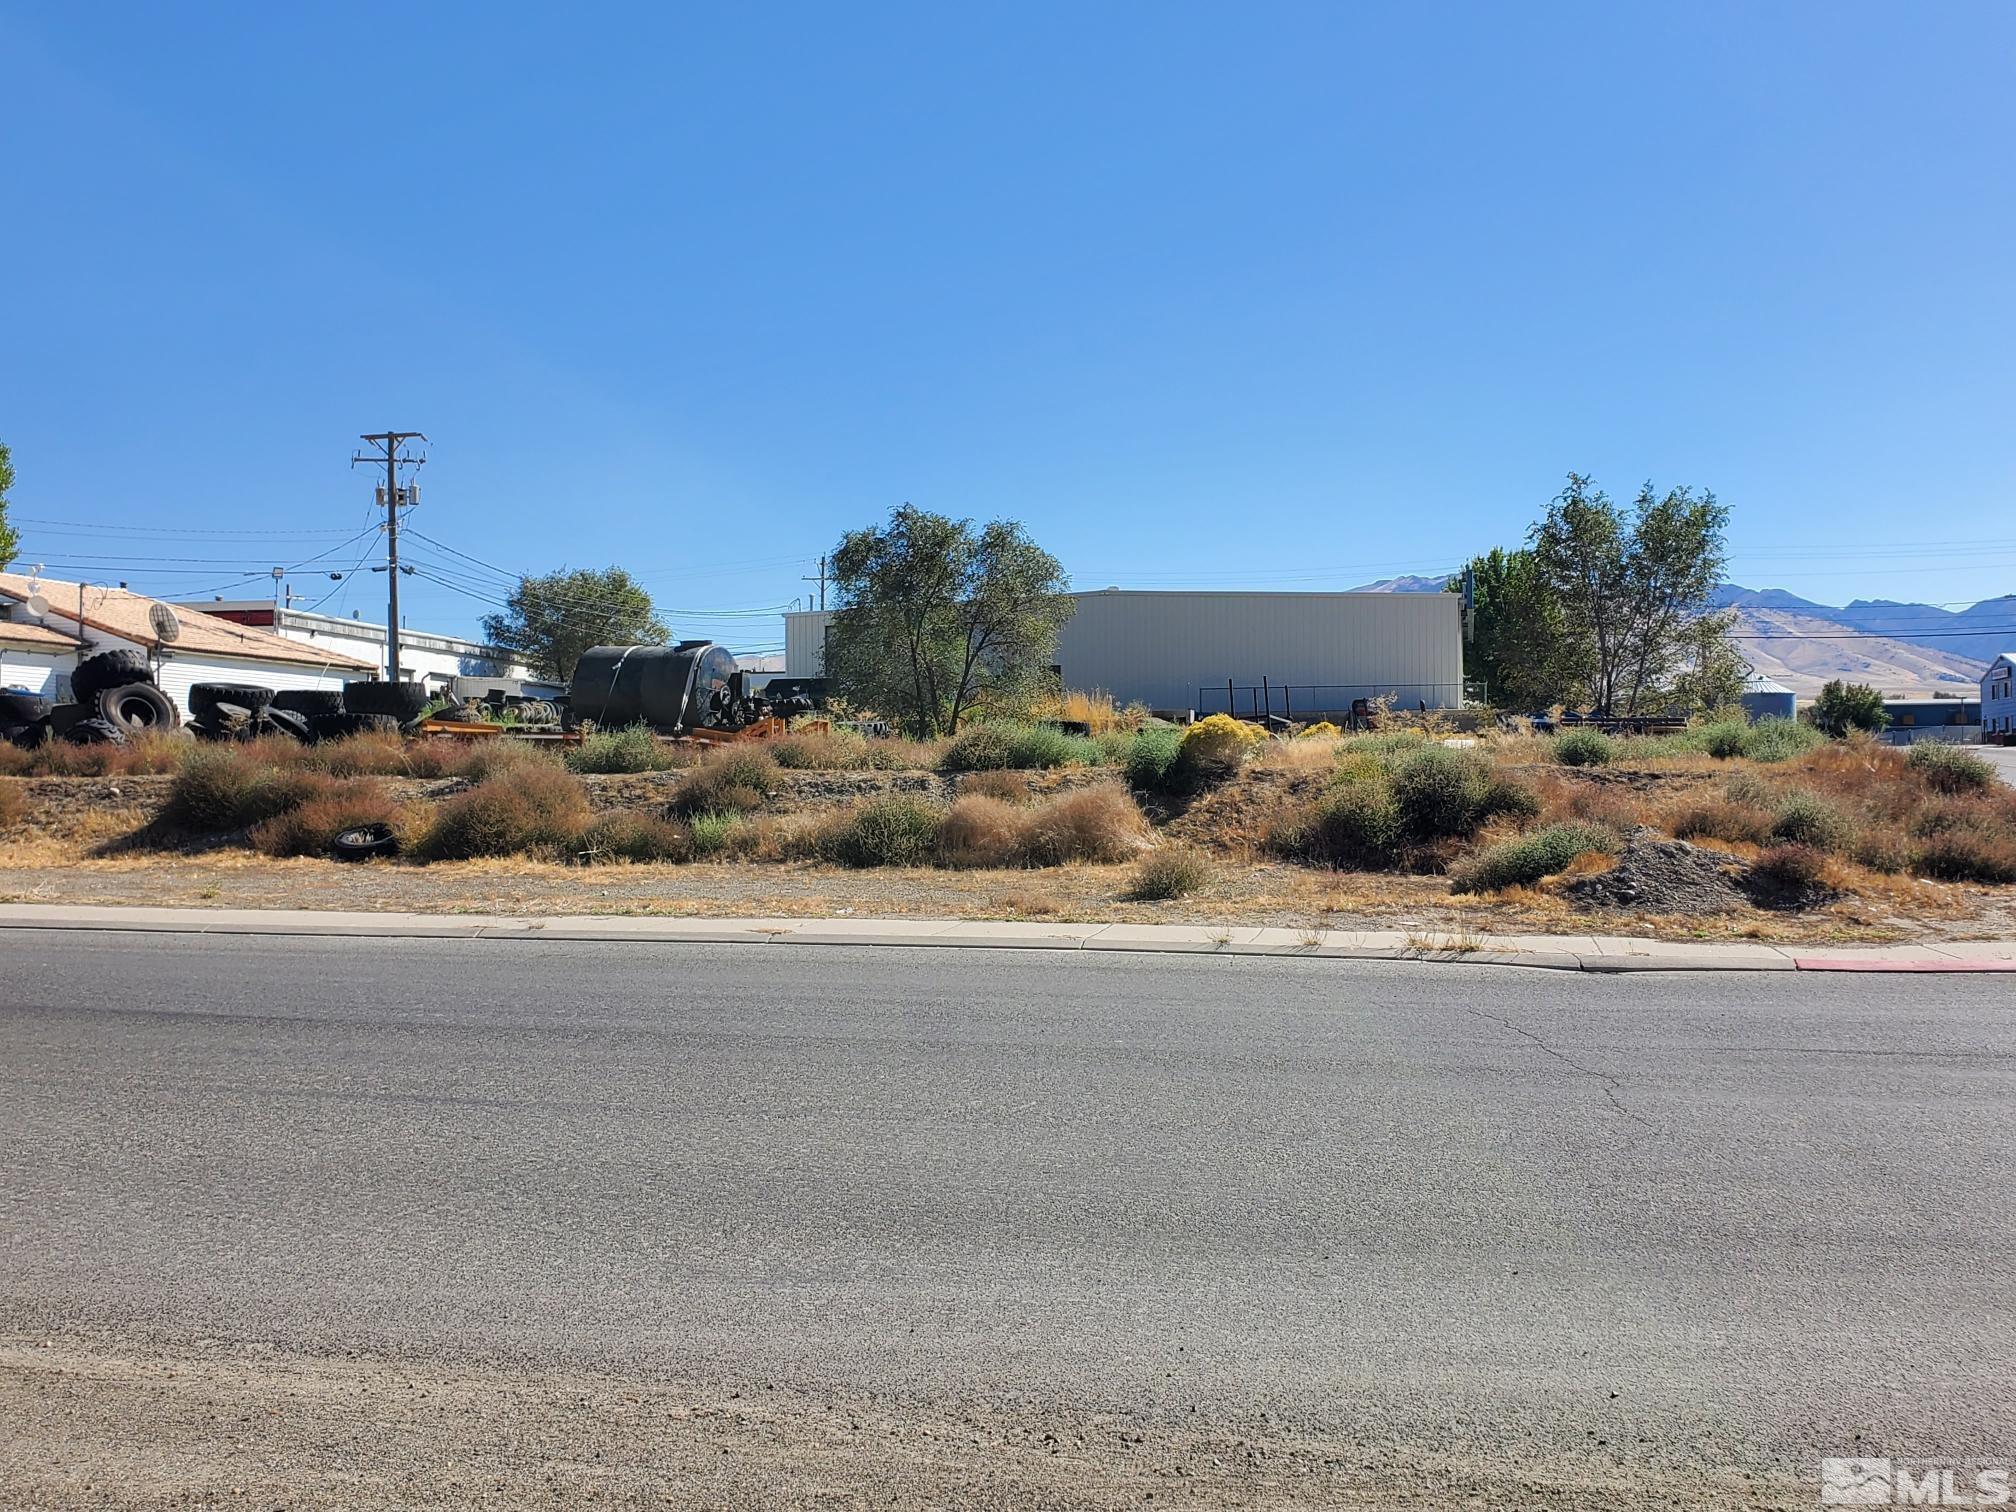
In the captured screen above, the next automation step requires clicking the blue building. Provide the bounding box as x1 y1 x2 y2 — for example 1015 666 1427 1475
1983 654 2016 739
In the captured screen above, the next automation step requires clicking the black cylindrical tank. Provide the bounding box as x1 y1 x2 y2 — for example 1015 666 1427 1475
569 643 740 730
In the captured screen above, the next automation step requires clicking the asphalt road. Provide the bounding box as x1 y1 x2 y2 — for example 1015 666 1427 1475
3 931 2014 1506
1974 742 2016 786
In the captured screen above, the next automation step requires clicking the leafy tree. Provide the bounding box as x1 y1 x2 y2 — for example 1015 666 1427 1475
1663 611 1749 716
825 504 1073 738
1449 547 1575 709
480 566 669 681
1809 679 1890 736
0 441 17 569
1528 474 1731 716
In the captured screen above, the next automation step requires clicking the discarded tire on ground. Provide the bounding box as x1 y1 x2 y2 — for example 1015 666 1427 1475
189 682 275 721
94 682 178 735
269 688 345 717
306 711 399 743
0 690 51 724
340 680 431 722
331 823 400 862
63 716 128 747
70 650 153 704
261 707 312 743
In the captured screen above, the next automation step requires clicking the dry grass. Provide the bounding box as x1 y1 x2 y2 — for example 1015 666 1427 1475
1251 736 1345 771
0 781 25 830
0 745 32 777
937 796 1023 868
667 748 782 817
13 730 193 777
1127 844 1214 900
1014 786 1149 866
955 769 1038 803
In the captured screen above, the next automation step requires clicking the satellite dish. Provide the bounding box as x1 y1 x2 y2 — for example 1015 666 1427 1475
149 603 182 643
24 594 48 619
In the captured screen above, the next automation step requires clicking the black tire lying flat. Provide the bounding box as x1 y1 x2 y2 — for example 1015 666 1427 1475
341 680 431 722
305 711 399 743
269 688 345 717
70 650 153 704
331 823 400 862
0 690 51 724
64 716 129 747
189 683 275 721
95 682 179 735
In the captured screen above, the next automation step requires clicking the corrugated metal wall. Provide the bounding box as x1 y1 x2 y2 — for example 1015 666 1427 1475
782 591 1464 713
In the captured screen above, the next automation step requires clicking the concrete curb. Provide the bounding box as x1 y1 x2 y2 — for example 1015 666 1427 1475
6 902 2010 972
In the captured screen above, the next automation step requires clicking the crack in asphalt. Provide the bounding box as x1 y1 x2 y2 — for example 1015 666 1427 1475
1467 1008 1663 1137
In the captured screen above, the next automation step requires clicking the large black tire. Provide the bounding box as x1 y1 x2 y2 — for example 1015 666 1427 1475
260 707 313 743
64 716 129 747
306 710 399 744
270 688 345 717
46 703 87 736
70 650 153 704
341 680 432 722
331 822 400 862
189 683 275 721
9 718 51 750
95 682 179 735
0 690 51 724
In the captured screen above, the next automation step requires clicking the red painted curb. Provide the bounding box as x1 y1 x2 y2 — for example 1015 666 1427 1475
1793 958 2016 973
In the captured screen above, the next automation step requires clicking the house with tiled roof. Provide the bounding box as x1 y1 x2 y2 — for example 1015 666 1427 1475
0 572 375 716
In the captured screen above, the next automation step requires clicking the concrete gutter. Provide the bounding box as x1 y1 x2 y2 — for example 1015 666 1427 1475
3 903 2015 972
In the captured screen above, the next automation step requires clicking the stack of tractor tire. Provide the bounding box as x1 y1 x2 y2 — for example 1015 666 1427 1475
4 650 182 749
184 678 431 744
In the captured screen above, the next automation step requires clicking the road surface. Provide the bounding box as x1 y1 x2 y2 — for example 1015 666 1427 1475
2 931 2012 1508
1974 742 2016 786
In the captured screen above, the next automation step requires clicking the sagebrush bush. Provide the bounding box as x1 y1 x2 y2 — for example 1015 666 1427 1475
248 780 405 858
667 748 780 817
1553 729 1616 767
1697 720 1750 759
941 722 1100 772
1013 786 1147 866
1769 790 1854 852
567 724 686 774
1743 717 1827 763
1122 725 1183 791
1335 730 1428 759
416 764 591 860
1450 821 1618 894
1277 770 1402 867
1390 745 1492 840
305 730 418 777
813 795 944 867
1127 844 1214 900
937 795 1024 867
1907 742 1995 794
1480 775 1542 823
570 811 692 863
1851 825 1913 874
686 811 750 858
163 747 323 832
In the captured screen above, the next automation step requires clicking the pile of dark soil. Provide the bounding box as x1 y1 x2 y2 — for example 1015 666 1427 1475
1565 828 1750 914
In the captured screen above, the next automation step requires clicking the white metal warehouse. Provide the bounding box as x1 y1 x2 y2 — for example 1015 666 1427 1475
784 589 1464 718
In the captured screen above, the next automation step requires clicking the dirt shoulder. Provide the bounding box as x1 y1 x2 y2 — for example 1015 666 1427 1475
0 1337 1806 1511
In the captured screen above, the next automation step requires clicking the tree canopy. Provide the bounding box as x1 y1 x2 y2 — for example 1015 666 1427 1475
1524 474 1733 716
824 504 1073 738
480 566 669 681
0 441 18 570
1809 679 1890 736
1449 547 1574 710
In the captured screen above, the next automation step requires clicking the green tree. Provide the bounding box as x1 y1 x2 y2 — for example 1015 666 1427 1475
825 504 1074 738
1528 474 1731 716
1809 679 1891 736
480 567 669 681
0 441 18 569
1450 547 1575 709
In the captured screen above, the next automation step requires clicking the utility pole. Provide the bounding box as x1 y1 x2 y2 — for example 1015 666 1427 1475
801 554 829 611
352 431 427 680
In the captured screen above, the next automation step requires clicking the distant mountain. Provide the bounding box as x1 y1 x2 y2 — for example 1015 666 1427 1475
1348 574 1454 593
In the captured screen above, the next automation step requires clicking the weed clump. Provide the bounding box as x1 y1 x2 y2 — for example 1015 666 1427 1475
813 795 944 867
249 781 408 858
1450 822 1619 894
1122 725 1184 791
1907 742 1995 794
1014 786 1148 866
1127 844 1214 900
1552 729 1616 767
941 722 1100 772
667 749 780 817
1768 790 1854 852
567 725 686 774
570 811 693 863
0 781 24 829
163 747 322 832
416 764 591 861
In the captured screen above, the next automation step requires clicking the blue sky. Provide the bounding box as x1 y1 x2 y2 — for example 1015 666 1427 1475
4 1 2012 647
